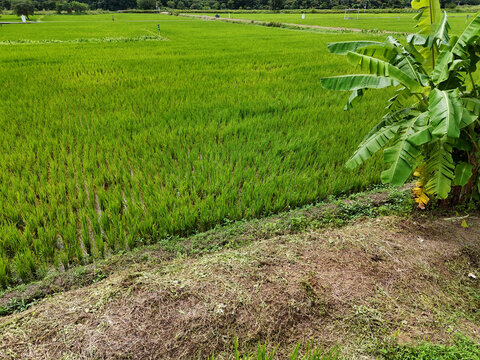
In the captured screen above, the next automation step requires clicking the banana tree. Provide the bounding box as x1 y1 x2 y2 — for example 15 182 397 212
321 1 480 207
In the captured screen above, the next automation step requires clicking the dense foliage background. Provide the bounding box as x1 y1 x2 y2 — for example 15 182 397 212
1 0 479 12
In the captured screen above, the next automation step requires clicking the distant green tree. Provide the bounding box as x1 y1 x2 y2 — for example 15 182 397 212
166 0 174 6
56 1 73 12
176 0 184 7
71 1 89 12
269 0 283 9
137 0 155 8
92 0 136 11
11 0 34 18
38 0 57 10
0 0 11 9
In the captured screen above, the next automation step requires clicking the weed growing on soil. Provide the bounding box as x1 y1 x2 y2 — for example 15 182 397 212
209 336 340 360
0 296 40 316
381 334 480 359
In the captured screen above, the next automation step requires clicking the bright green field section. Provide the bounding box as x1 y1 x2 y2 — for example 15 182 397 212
0 14 196 41
202 12 476 34
0 14 387 287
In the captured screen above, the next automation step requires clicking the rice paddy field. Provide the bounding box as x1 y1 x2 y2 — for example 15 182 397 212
0 13 416 288
199 11 477 34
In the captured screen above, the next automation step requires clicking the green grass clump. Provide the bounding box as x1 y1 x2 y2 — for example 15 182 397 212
210 337 340 360
0 295 40 316
381 335 480 360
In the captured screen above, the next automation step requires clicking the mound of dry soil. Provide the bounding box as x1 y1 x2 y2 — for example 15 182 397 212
1 215 479 359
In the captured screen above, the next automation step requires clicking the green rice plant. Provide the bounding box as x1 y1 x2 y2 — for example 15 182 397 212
14 249 37 283
0 14 400 288
0 257 10 289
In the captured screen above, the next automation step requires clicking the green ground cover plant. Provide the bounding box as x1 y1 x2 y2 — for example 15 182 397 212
209 337 340 359
381 335 480 359
214 335 480 359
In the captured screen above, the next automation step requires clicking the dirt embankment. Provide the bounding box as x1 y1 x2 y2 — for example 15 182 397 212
0 212 479 359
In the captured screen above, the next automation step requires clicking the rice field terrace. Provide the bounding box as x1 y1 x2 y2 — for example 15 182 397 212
0 12 425 289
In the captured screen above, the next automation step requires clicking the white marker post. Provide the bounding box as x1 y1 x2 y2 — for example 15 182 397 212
301 13 305 20
21 15 26 23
